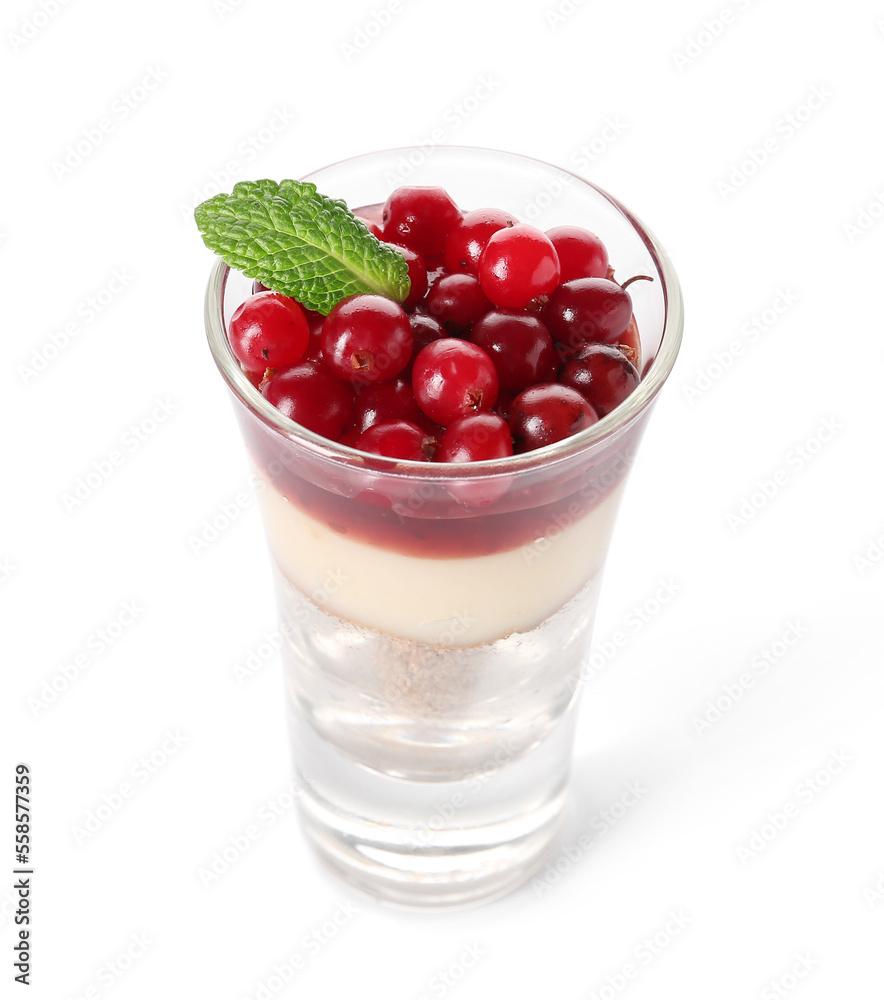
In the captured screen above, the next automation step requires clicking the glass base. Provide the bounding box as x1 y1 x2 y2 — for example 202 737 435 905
289 699 576 909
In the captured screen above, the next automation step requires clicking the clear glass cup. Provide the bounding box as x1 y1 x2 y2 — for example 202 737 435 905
203 147 683 908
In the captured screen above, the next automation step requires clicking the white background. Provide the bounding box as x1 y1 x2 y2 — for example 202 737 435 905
3 0 884 996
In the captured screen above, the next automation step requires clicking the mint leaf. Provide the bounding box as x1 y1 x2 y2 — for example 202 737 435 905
194 179 410 314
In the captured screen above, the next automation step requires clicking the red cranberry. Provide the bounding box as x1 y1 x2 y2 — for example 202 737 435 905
444 208 516 274
508 384 598 452
321 294 413 384
469 310 556 394
438 413 513 464
354 419 437 461
261 360 354 440
543 277 633 350
438 413 514 507
228 291 309 372
381 186 462 256
422 273 493 335
558 343 640 417
412 338 498 426
545 225 609 281
478 225 561 308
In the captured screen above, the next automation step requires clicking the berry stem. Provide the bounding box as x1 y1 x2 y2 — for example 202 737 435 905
620 274 654 291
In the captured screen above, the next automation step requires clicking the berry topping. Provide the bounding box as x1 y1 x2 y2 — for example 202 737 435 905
261 360 354 439
508 384 598 452
558 343 640 417
412 339 499 426
545 225 609 281
478 224 561 308
228 291 310 372
444 208 517 274
204 177 649 463
321 294 413 384
422 273 493 335
381 186 462 256
354 419 438 461
543 277 633 350
469 310 556 394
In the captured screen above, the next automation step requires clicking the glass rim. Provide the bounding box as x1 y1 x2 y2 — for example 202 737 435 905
203 144 684 477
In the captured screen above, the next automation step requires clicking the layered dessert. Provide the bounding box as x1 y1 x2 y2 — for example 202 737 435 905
201 180 655 780
199 149 681 906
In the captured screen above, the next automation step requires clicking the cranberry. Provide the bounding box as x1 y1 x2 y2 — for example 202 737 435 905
543 277 633 350
617 315 641 369
412 338 498 426
558 343 640 417
352 376 428 434
261 360 354 440
438 413 514 507
469 310 556 394
438 413 513 464
381 186 462 256
354 419 437 461
478 225 561 309
386 243 428 309
444 208 516 274
408 313 446 355
321 294 413 384
545 225 609 281
228 291 310 372
508 384 598 452
422 273 493 335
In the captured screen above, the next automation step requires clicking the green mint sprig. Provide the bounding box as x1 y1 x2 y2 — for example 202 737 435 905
194 179 410 314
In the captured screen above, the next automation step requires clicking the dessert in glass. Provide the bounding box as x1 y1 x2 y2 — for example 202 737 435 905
201 146 683 908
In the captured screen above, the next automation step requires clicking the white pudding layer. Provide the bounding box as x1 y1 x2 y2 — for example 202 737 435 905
254 468 624 646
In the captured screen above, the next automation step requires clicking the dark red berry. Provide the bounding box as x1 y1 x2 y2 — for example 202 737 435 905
386 243 428 309
478 225 560 309
492 390 517 423
469 310 555 394
412 339 498 426
508 384 598 452
444 208 516 274
422 273 492 335
354 419 437 461
381 186 462 256
228 291 310 372
408 313 446 355
321 294 413 384
261 360 354 440
543 277 633 350
558 343 640 417
545 226 609 281
351 376 428 435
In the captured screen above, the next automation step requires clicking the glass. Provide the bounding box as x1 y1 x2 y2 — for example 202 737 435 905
204 147 683 908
